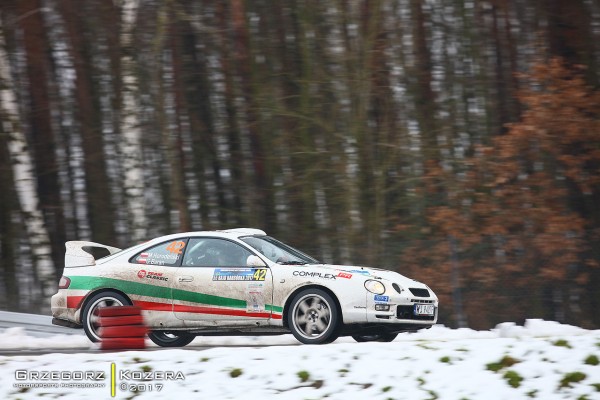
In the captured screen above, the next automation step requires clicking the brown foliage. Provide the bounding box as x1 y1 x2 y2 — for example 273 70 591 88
404 58 599 328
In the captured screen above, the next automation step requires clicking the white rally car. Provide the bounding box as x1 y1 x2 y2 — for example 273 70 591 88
51 228 438 346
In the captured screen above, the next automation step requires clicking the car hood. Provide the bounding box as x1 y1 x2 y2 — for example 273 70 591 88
308 263 430 290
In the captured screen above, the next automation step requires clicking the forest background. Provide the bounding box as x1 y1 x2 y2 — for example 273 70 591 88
1 0 599 330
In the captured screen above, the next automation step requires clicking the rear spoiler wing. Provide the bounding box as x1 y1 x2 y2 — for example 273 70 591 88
65 241 122 268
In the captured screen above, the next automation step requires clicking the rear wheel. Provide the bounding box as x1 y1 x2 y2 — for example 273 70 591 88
288 288 339 344
148 331 195 347
82 291 131 342
352 333 398 342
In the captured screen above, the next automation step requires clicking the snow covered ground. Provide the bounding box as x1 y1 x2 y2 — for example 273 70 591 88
1 319 599 399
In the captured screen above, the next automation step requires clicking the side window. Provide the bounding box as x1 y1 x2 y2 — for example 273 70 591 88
182 238 254 267
132 239 188 266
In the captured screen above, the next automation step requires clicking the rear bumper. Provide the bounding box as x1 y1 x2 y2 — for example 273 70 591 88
51 290 81 324
51 317 81 329
51 292 67 318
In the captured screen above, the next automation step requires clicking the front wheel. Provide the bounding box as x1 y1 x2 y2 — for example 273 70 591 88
148 331 195 347
352 333 398 342
82 291 131 343
288 288 339 344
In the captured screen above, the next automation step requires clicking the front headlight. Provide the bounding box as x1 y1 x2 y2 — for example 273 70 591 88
364 279 385 295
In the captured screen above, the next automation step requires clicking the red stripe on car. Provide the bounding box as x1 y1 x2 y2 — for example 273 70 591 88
133 300 282 319
66 296 85 309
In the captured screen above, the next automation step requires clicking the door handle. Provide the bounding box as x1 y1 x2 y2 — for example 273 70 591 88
178 276 193 283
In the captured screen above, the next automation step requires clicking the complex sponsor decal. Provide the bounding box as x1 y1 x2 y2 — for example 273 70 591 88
213 268 267 281
374 295 390 303
12 364 185 397
293 270 337 280
137 270 168 282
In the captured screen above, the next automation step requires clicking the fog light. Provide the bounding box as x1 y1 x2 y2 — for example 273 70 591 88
375 304 390 311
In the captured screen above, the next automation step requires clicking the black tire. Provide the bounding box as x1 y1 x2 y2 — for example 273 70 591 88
352 333 399 342
287 288 339 344
82 291 131 343
148 331 195 347
323 331 340 344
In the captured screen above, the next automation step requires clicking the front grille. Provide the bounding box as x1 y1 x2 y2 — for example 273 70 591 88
396 305 436 321
409 288 430 297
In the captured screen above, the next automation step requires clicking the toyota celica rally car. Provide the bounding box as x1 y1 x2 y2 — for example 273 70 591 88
51 228 438 346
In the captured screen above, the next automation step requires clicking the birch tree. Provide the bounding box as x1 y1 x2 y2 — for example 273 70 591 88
119 0 147 242
0 16 56 305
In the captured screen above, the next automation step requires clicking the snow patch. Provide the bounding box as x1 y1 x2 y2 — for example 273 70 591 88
1 320 599 399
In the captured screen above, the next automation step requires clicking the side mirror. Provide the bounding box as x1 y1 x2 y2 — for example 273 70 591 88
247 255 267 267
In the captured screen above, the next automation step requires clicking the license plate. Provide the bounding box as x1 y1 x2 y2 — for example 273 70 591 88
414 304 435 316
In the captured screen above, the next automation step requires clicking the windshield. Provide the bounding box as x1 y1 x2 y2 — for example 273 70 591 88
241 236 319 265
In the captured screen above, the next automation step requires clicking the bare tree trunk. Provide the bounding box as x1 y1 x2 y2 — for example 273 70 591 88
119 0 147 242
179 15 229 227
410 0 438 161
274 1 320 251
15 0 62 280
0 16 55 304
0 100 18 310
490 2 520 133
146 2 191 233
58 0 116 245
545 0 595 80
231 0 273 230
217 1 245 226
167 14 192 232
366 2 401 266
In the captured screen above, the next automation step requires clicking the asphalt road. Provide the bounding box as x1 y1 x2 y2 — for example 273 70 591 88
0 311 294 355
0 310 82 338
0 310 88 355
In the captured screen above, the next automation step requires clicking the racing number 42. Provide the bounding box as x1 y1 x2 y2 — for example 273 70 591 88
253 269 267 281
166 241 186 254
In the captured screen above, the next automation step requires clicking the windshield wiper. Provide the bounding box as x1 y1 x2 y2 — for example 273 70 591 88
278 260 307 265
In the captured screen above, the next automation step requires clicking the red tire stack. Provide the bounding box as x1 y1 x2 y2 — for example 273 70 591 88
96 306 147 350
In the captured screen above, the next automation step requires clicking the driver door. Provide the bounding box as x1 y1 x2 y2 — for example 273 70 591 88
170 237 273 324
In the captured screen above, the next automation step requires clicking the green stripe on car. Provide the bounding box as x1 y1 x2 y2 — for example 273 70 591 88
68 276 283 313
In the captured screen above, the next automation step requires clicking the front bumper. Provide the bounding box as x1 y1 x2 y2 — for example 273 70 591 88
365 289 438 326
